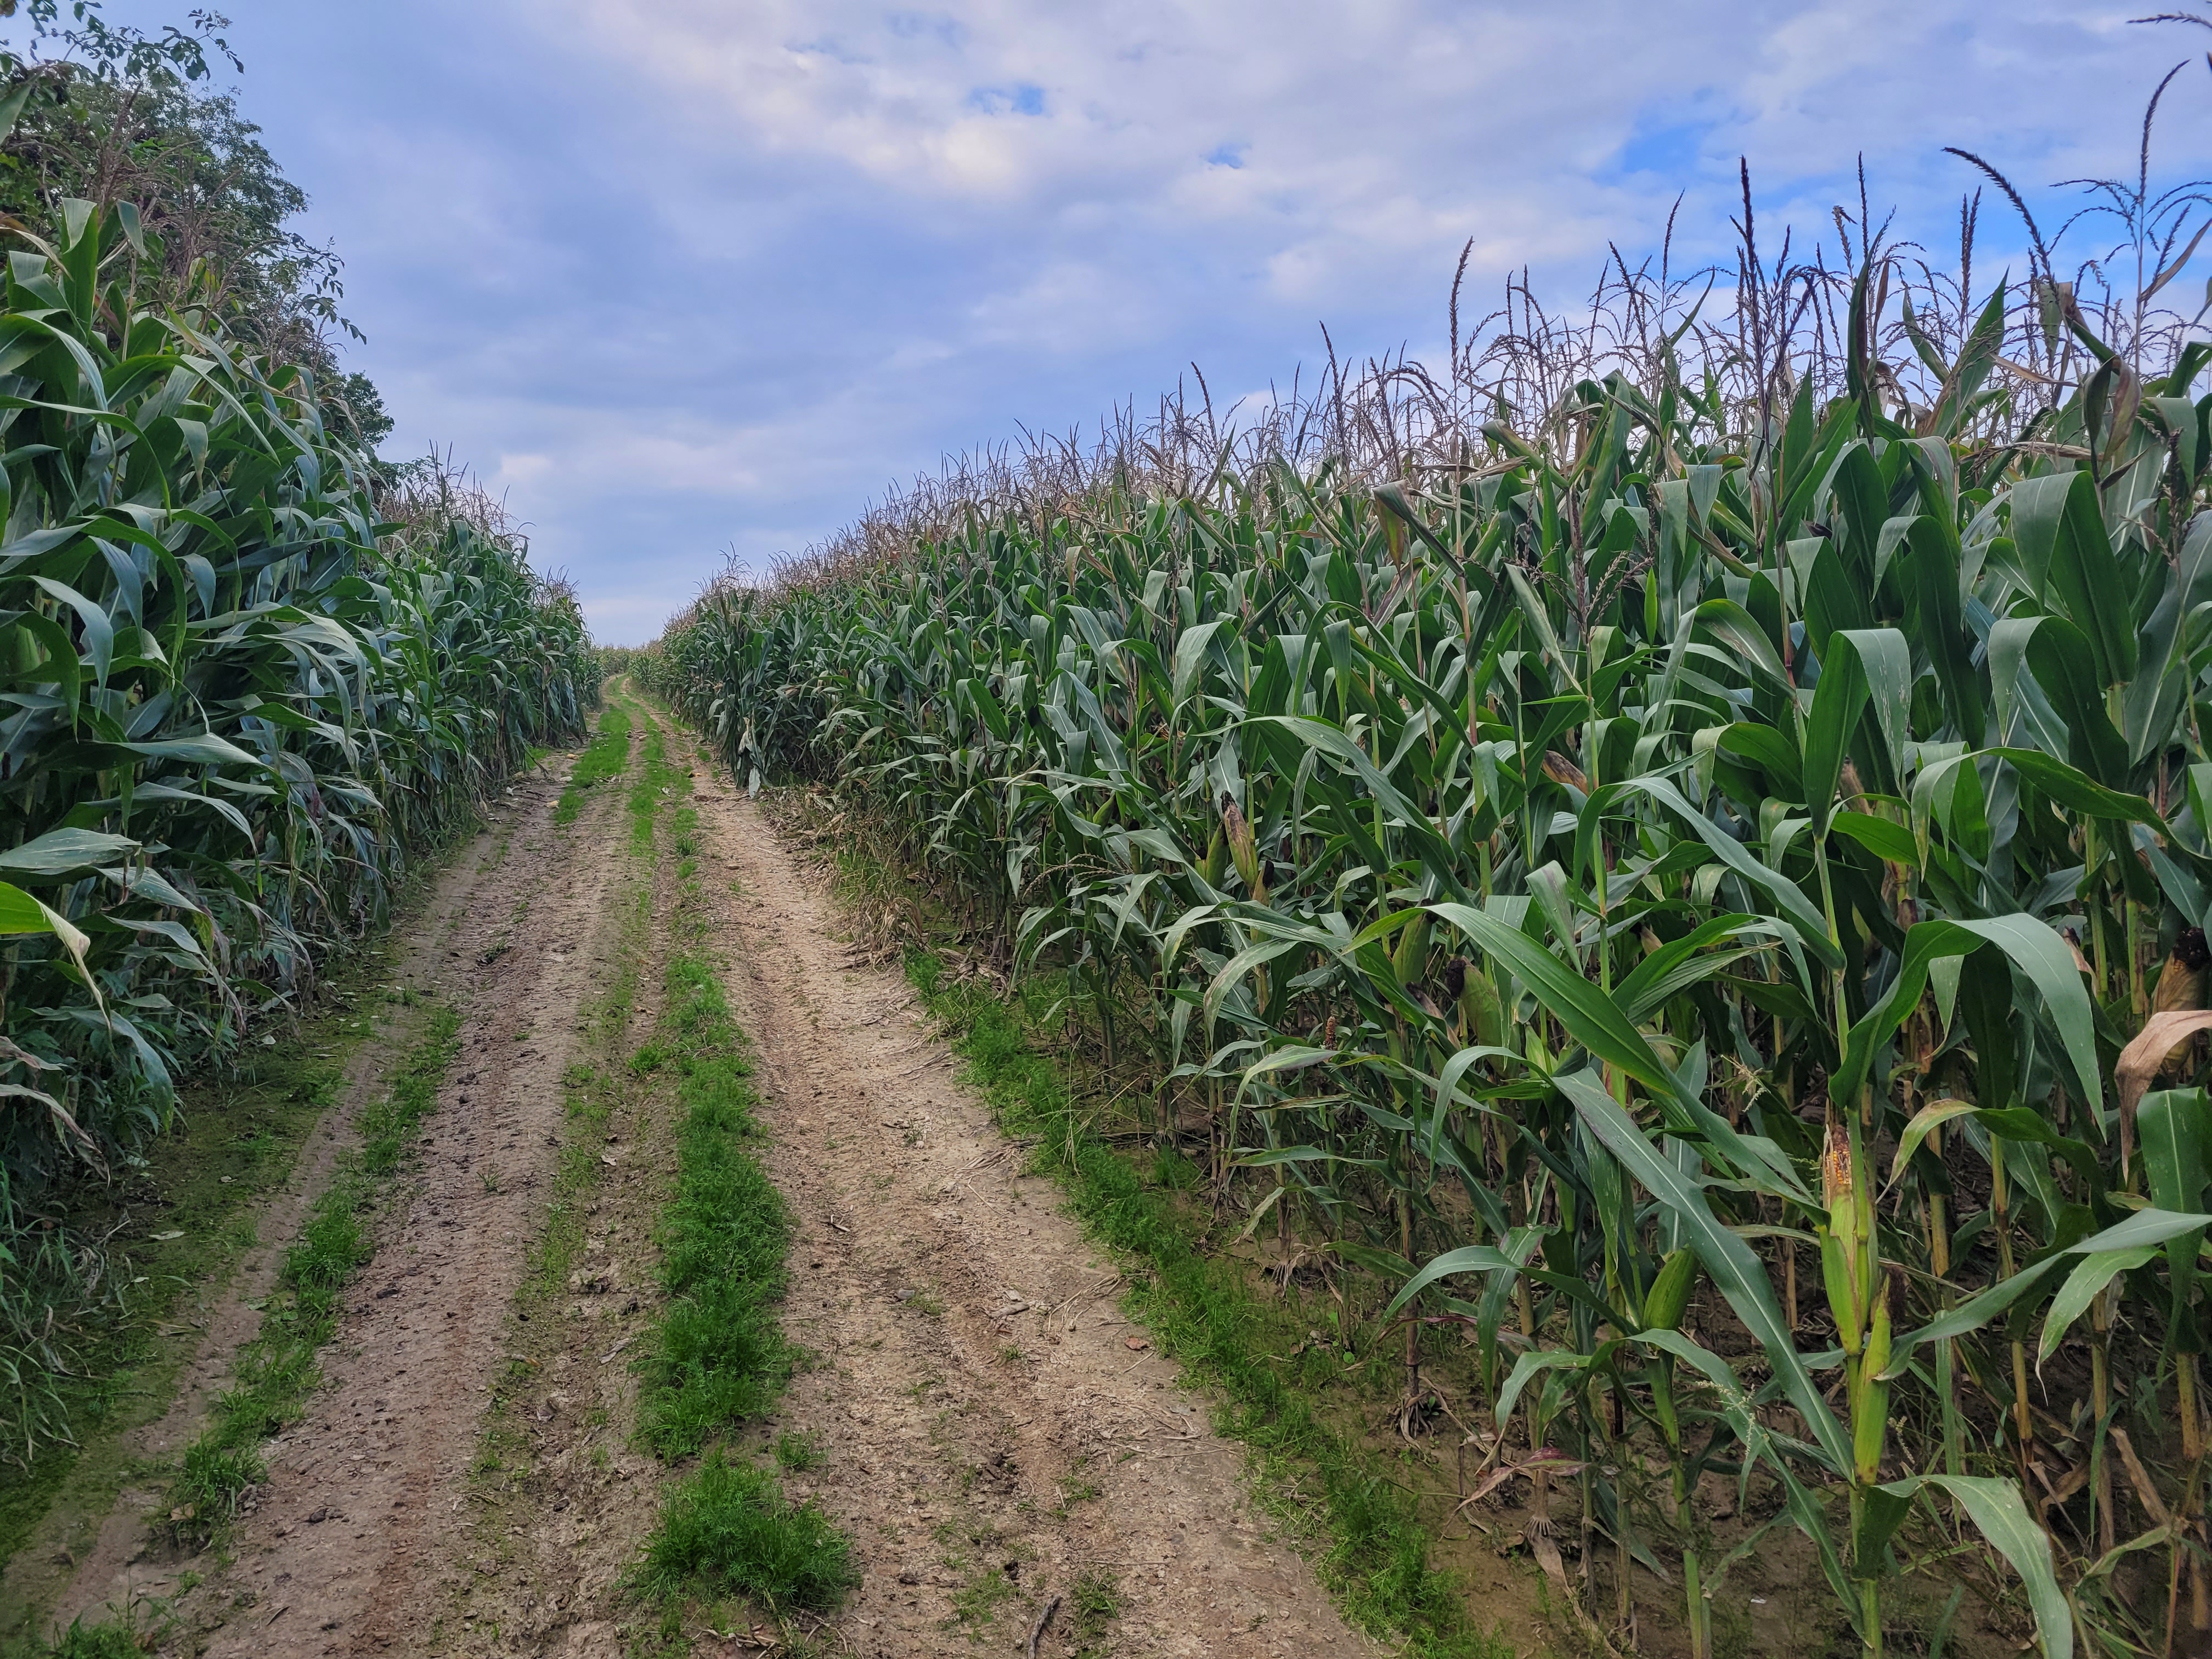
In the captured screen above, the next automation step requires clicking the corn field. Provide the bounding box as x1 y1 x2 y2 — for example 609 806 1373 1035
0 193 596 1458
646 123 2212 1659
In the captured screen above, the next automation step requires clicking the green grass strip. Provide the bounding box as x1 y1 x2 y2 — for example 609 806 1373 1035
359 1006 464 1175
630 720 854 1626
634 957 790 1457
166 1006 461 1543
628 714 668 851
554 701 633 825
905 953 1509 1659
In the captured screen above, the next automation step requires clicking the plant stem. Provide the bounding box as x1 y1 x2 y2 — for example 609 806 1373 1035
1990 1139 2034 1464
1685 1541 1708 1659
1928 1135 1963 1477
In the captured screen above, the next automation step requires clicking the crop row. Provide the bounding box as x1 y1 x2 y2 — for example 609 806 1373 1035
647 159 2212 1659
0 196 595 1462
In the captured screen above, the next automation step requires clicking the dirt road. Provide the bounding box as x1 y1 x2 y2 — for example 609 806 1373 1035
688 748 1370 1659
19 699 1374 1657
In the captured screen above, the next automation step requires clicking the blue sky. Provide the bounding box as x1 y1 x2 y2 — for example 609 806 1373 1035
40 2 2212 643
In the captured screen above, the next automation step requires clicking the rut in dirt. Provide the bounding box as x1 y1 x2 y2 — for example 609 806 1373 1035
190 759 634 1657
24 739 643 1657
685 748 1374 1659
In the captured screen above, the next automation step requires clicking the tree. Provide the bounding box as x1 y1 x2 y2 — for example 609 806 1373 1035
0 2 394 448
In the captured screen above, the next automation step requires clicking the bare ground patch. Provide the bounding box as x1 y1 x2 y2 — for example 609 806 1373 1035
186 757 635 1658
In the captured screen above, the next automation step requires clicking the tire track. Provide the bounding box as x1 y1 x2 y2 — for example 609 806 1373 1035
682 740 1374 1659
177 747 634 1659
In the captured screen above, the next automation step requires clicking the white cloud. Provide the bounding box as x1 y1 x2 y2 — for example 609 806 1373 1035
492 453 554 487
185 0 2212 642
555 0 2208 261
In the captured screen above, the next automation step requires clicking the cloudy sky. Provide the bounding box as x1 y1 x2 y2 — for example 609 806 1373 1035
42 2 2212 641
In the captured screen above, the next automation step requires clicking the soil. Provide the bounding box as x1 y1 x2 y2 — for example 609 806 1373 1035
10 701 1386 1658
2 800 498 1637
189 753 633 1659
675 741 1373 1659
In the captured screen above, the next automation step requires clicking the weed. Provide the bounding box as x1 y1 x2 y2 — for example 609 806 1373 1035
639 1449 855 1615
772 1430 825 1472
0 1034 351 1569
949 1559 1017 1634
1150 1143 1199 1192
167 1440 264 1534
37 1604 167 1659
1054 1469 1101 1516
1070 1568 1122 1647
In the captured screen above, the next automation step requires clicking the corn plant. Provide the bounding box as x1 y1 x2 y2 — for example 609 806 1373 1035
650 100 2212 1659
0 189 596 1464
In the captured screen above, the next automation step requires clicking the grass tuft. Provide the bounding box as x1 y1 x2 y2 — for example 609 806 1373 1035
772 1430 823 1472
554 703 633 825
640 1448 855 1615
1070 1568 1122 1653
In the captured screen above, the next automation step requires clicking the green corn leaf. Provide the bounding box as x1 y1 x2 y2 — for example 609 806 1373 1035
1558 1067 1850 1473
0 878 94 988
2012 468 2137 689
1889 1097 1981 1185
1887 1207 2212 1374
0 827 139 880
1432 904 1807 1199
2038 1246 2157 1363
1909 1476 2070 1659
1382 1244 1522 1318
1832 914 2097 1115
1622 776 1841 969
1494 1346 1602 1431
1803 628 1909 829
2138 1088 2209 1329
